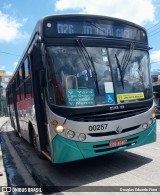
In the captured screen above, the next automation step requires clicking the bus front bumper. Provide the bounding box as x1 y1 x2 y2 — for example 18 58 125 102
51 121 156 163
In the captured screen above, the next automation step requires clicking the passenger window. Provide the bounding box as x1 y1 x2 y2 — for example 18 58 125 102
16 73 20 88
19 67 23 84
16 88 21 101
25 78 32 98
20 84 25 100
24 58 30 78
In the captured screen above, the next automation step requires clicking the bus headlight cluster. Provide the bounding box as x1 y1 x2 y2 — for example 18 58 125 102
52 120 65 133
142 118 153 129
56 125 64 133
78 133 86 141
66 131 86 141
67 130 75 139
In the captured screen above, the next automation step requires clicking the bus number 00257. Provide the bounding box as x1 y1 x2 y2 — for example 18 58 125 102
89 124 108 131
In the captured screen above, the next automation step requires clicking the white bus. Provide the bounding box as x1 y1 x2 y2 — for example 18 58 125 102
7 14 156 163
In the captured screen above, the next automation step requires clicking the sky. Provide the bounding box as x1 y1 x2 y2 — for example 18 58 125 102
1 0 160 76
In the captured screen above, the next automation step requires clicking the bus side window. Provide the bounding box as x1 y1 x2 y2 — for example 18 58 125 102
19 64 25 85
15 73 20 102
16 88 21 102
24 57 30 78
24 57 32 99
16 73 20 88
20 84 25 100
25 78 32 99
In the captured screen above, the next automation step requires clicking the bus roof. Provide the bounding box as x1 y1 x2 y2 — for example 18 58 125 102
7 14 147 88
42 14 147 31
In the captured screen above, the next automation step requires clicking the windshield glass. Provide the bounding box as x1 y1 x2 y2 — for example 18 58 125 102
46 46 152 107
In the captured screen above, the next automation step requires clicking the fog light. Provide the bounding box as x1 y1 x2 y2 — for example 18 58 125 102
67 130 75 139
142 123 148 129
56 125 64 133
78 133 86 141
148 118 153 126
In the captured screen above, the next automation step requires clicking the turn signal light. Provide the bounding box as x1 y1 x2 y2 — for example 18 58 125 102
52 120 58 127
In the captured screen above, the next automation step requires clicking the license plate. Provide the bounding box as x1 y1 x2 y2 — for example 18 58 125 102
109 139 126 148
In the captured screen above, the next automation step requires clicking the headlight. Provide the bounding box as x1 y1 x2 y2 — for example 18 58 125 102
66 130 75 139
142 123 148 129
56 125 64 133
78 133 86 141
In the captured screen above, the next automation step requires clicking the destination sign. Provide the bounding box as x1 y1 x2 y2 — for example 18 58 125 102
66 89 95 107
44 18 147 42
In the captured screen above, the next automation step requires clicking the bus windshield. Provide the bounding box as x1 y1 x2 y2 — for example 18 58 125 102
46 46 152 107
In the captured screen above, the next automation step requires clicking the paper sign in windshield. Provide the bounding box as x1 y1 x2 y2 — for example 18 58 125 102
66 89 95 107
117 92 144 101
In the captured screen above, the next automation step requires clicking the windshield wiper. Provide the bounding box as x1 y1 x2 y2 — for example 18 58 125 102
122 42 134 72
115 54 124 89
76 40 91 74
76 39 100 94
79 40 97 76
115 42 134 89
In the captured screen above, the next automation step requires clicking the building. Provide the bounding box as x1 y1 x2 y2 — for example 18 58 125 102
0 70 12 116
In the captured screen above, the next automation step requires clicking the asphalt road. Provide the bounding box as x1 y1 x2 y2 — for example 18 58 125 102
1 119 160 195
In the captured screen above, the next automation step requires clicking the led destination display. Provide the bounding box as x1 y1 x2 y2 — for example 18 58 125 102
44 17 147 42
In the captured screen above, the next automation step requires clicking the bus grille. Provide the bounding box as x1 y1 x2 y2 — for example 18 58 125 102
93 136 139 153
88 125 141 137
69 107 149 122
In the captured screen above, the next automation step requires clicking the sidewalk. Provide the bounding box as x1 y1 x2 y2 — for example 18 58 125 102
0 117 9 193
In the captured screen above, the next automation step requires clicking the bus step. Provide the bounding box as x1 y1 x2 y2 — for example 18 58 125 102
41 150 52 161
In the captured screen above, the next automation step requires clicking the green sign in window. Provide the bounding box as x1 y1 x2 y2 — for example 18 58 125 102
66 89 95 107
